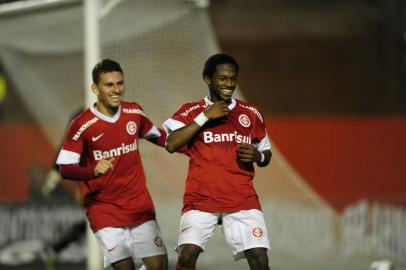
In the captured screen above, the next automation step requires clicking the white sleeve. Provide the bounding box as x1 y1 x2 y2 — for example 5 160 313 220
254 131 272 151
56 149 81 165
143 125 161 139
162 118 186 133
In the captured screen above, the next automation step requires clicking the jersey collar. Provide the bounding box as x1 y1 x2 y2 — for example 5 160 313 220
90 104 121 123
204 96 236 110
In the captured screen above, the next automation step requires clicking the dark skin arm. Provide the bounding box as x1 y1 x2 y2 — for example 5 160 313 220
166 100 271 167
236 143 272 167
165 101 230 153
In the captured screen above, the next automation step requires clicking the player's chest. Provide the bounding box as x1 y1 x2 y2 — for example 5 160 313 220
196 110 254 145
85 116 141 150
202 110 253 135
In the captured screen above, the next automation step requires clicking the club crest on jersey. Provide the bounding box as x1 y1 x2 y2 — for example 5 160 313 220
154 236 163 247
126 121 137 135
252 227 263 238
238 114 251 128
238 104 264 123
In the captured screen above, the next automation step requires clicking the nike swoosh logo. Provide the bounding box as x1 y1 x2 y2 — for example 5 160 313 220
92 133 104 142
107 245 118 252
181 227 191 232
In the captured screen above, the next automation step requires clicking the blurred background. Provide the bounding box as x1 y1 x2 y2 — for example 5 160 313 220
0 0 405 270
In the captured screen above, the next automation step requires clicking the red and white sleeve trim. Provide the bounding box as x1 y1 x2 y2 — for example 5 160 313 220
56 149 81 165
255 131 271 152
162 118 186 133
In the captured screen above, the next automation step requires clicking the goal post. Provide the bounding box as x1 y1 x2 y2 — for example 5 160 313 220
83 1 102 269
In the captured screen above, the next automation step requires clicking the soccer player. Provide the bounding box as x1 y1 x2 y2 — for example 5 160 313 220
56 59 168 270
40 108 85 270
163 53 272 270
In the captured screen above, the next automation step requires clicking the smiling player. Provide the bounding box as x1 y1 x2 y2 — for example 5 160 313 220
56 59 168 270
164 53 272 270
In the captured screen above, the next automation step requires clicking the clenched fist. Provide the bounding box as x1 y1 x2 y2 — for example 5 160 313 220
204 101 230 120
236 143 261 163
94 158 115 178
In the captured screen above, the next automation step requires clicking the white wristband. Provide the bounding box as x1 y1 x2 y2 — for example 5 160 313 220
259 151 265 163
194 112 209 126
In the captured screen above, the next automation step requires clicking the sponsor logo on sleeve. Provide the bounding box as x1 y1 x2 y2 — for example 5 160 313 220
181 104 201 117
238 104 263 123
122 108 145 116
73 117 99 141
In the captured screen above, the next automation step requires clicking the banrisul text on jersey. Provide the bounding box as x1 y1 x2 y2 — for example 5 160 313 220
93 139 138 160
203 131 251 144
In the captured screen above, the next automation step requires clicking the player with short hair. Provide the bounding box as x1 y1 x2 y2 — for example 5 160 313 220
163 53 272 270
56 59 168 270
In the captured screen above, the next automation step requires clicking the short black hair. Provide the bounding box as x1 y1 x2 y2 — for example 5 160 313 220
202 53 239 78
92 59 123 84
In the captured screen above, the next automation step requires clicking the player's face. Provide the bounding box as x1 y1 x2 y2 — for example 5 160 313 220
92 71 125 115
206 63 237 104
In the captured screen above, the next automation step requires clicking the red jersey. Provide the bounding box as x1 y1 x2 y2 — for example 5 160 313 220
57 102 162 231
163 97 271 213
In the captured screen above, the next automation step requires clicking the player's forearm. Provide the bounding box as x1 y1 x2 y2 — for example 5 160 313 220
256 150 272 167
146 128 167 148
147 128 189 155
165 123 201 153
166 111 210 153
59 164 95 181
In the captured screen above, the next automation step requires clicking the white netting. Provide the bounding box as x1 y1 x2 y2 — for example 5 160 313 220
0 0 237 145
99 0 220 124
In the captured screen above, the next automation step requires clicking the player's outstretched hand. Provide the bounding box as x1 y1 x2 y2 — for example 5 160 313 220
94 158 114 178
204 101 230 120
236 143 260 163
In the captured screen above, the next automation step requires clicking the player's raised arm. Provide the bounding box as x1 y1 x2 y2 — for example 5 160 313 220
164 122 201 153
165 101 229 153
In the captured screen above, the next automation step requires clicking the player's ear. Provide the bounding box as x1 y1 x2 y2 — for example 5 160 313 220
91 83 99 95
203 76 211 86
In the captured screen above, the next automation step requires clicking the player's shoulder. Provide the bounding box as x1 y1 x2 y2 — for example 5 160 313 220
174 99 206 116
235 99 259 109
68 108 100 140
121 101 142 109
71 108 97 126
235 99 264 123
121 101 146 116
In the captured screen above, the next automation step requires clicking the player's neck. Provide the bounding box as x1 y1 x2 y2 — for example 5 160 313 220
208 94 231 105
95 103 119 117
